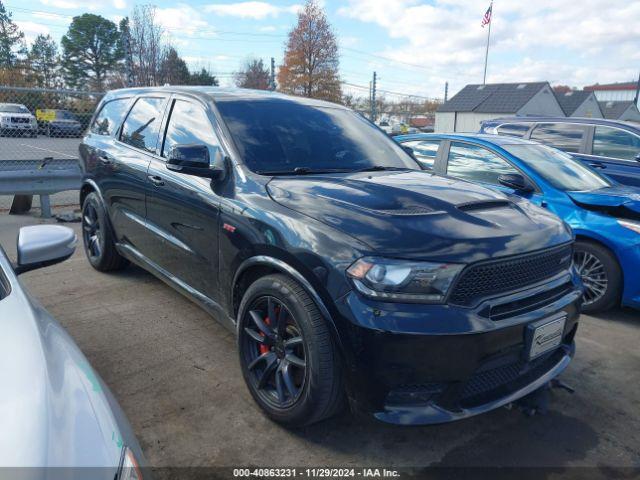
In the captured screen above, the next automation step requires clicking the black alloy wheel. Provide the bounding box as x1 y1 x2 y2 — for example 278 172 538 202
82 201 103 261
241 296 307 408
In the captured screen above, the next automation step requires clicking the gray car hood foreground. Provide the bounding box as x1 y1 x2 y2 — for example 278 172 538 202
0 248 144 476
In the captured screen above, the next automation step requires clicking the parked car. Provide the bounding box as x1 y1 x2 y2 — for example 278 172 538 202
0 225 145 475
36 108 84 137
377 120 393 135
79 87 582 426
397 133 640 313
0 103 37 137
480 117 640 187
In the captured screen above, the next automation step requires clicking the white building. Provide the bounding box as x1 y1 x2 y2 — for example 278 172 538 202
435 82 564 133
584 81 640 107
554 90 603 118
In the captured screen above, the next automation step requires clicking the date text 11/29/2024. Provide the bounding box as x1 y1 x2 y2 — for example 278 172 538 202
233 468 401 478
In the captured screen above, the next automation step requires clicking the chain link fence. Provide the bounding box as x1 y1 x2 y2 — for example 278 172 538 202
0 86 103 214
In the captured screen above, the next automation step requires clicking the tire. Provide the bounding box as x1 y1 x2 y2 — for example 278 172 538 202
238 274 343 427
81 192 129 272
574 240 621 314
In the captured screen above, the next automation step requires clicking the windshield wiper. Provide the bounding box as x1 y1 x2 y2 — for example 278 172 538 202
256 167 353 176
351 166 413 173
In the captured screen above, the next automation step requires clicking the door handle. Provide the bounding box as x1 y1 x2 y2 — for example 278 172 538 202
589 162 605 169
148 175 165 187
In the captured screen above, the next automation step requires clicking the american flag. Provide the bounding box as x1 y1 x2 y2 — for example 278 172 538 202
481 2 493 27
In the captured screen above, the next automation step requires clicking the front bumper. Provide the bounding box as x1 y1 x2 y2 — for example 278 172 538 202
334 272 582 425
1 124 36 133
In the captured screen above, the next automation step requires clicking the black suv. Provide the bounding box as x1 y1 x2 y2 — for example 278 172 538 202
80 87 583 426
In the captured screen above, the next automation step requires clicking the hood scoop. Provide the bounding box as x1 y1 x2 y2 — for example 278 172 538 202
457 200 511 212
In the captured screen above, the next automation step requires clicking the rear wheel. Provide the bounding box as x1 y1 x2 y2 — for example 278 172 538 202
574 240 621 314
81 192 129 272
238 274 343 427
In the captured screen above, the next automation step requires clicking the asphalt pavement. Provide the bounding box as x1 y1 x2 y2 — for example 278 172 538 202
1 212 638 477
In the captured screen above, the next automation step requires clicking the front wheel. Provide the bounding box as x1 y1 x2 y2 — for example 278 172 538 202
574 240 621 314
238 274 343 427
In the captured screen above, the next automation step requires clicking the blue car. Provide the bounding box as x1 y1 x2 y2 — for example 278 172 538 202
397 133 640 313
479 117 640 187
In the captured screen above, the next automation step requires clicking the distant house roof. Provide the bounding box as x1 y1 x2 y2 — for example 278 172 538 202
599 100 636 119
584 81 638 92
438 82 549 113
554 90 594 116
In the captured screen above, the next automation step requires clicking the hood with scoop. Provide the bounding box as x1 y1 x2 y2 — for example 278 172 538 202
268 170 571 263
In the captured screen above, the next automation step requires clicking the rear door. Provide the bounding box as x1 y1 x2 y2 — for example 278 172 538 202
106 95 170 252
581 124 640 187
144 95 223 300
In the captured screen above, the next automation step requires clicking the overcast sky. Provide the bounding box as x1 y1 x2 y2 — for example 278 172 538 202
9 0 640 99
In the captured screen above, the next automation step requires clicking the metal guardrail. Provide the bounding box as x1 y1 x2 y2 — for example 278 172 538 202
0 159 82 218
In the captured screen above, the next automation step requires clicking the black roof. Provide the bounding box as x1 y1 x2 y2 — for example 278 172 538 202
438 82 549 113
101 86 346 109
598 100 636 120
554 90 597 116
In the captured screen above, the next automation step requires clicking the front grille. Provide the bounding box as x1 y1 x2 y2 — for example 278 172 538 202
11 117 30 123
449 244 573 307
460 348 566 408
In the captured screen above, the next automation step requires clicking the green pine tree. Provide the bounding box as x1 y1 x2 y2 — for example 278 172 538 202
0 1 26 68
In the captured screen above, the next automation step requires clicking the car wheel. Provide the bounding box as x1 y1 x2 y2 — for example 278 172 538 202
238 274 344 427
574 240 621 314
81 192 129 271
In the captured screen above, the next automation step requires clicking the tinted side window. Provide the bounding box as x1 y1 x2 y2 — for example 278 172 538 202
530 123 585 153
120 97 166 154
592 126 640 161
402 140 440 169
90 98 130 136
497 123 531 138
162 100 220 159
447 142 519 185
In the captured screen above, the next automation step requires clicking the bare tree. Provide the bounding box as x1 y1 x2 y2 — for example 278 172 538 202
129 5 166 86
277 0 341 102
235 58 270 90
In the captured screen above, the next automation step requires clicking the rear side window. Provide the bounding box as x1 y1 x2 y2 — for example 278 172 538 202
446 142 519 186
497 123 530 138
162 100 221 159
530 123 586 153
402 140 440 169
120 97 166 154
90 98 130 136
592 126 640 161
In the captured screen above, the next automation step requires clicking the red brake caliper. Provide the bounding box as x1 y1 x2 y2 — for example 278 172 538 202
259 316 270 355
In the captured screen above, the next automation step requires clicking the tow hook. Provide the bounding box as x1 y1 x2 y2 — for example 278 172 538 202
506 379 575 417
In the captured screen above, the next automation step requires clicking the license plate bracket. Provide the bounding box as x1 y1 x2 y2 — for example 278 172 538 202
525 314 566 360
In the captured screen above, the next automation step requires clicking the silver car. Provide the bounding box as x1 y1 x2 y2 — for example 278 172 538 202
0 225 145 478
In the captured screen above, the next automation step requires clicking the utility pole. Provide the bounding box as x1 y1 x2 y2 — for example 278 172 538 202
269 57 276 91
482 1 493 85
444 82 449 102
122 22 134 87
371 71 377 122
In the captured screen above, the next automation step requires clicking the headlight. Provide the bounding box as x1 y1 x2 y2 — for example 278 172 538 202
618 219 640 234
346 257 464 303
118 446 143 480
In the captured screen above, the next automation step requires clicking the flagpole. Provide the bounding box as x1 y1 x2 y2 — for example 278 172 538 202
483 2 493 85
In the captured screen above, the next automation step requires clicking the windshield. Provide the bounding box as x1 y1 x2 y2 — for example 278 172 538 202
215 99 418 174
55 110 76 120
502 144 611 191
0 104 29 113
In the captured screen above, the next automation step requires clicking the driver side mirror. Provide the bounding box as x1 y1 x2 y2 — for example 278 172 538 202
166 144 226 180
498 173 534 193
15 225 77 275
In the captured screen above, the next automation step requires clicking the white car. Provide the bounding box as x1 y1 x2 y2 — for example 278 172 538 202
0 103 38 137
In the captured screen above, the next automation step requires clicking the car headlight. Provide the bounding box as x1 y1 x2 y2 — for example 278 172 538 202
346 257 464 303
118 446 143 480
618 219 640 234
